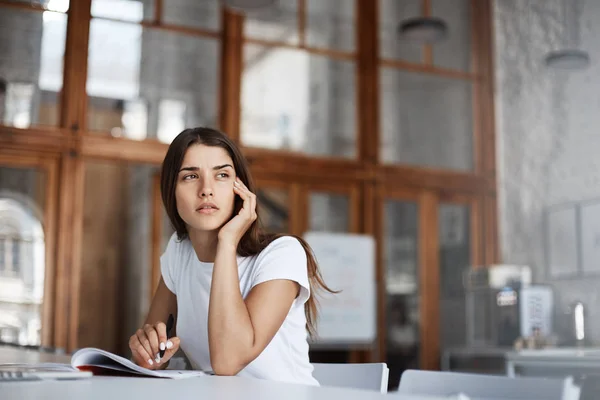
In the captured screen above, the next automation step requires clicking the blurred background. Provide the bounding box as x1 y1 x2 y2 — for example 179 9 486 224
2 0 600 391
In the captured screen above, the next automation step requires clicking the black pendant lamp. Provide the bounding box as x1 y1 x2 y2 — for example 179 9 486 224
545 0 590 70
397 16 448 44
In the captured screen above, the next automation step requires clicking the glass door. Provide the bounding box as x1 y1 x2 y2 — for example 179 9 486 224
381 190 422 389
303 183 360 363
0 154 58 348
438 194 481 352
380 187 482 390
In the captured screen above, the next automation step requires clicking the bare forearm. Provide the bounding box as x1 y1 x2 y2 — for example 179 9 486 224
208 242 255 374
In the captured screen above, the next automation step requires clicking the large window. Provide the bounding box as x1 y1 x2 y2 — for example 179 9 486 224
241 0 357 158
86 0 221 143
0 2 68 128
378 0 474 171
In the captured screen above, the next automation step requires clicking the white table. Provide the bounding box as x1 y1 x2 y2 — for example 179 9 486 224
0 375 460 400
0 346 449 400
0 345 71 364
505 347 600 378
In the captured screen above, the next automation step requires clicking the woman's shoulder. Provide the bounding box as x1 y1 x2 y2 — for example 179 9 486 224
248 235 311 286
264 235 303 250
256 235 306 261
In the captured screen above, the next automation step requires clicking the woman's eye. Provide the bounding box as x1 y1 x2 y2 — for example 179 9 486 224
183 174 197 180
217 173 229 179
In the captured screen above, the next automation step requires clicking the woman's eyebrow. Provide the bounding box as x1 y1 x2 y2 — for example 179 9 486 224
179 166 199 173
178 164 233 173
213 164 233 170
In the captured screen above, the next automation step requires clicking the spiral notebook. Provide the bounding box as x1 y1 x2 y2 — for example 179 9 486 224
1 347 205 380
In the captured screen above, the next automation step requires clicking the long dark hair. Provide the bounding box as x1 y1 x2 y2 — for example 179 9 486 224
160 127 337 337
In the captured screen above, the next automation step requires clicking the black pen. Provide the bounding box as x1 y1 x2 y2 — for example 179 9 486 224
160 313 174 358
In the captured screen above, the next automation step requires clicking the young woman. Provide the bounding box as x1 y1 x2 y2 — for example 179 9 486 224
128 127 335 385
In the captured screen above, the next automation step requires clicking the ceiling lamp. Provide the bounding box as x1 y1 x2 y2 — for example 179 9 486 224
222 0 277 12
397 17 448 44
545 0 590 71
545 49 590 70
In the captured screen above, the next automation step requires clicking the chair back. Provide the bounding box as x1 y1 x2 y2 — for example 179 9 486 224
312 362 389 393
396 370 580 400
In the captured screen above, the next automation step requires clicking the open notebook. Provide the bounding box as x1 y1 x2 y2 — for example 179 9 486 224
1 348 205 380
72 348 206 378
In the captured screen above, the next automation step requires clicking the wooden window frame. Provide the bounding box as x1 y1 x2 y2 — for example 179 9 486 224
0 0 498 363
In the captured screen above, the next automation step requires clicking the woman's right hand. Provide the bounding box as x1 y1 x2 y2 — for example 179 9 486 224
128 322 180 370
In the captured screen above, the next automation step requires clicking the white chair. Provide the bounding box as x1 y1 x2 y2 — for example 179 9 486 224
311 362 389 393
395 369 581 400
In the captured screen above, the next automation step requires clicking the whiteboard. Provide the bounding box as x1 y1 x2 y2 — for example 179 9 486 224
581 202 600 275
303 232 377 345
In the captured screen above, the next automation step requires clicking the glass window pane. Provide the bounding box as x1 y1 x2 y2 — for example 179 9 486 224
79 161 159 352
244 0 298 44
0 166 47 347
439 203 470 349
4 0 69 11
162 0 221 31
257 188 289 233
431 0 471 71
306 0 354 52
87 20 219 141
157 99 186 143
379 0 422 63
384 200 419 385
12 240 21 275
380 68 473 171
0 8 66 128
91 0 153 23
242 45 356 158
308 192 349 232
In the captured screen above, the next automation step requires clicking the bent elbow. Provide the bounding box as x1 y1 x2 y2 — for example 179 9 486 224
210 356 244 376
212 365 239 376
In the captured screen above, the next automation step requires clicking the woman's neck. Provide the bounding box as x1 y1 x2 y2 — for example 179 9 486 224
188 229 219 263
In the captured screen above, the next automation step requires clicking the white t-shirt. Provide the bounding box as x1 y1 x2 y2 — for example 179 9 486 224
160 234 319 386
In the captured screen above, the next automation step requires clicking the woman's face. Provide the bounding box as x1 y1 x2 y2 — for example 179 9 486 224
175 144 236 234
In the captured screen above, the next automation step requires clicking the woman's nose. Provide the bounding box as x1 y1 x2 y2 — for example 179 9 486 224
199 187 213 197
198 180 213 197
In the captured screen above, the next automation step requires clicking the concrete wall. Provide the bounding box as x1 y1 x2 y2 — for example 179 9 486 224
495 0 600 344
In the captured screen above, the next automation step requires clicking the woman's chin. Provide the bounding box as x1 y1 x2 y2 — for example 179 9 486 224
187 220 226 234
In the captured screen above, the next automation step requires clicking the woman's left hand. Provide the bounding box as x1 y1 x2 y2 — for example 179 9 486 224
218 177 257 247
